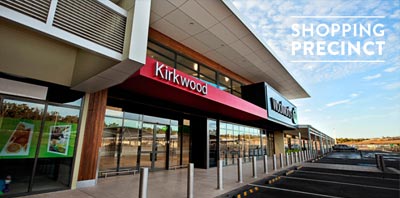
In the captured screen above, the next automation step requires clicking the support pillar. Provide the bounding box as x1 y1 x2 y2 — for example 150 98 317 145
77 89 108 187
274 131 285 155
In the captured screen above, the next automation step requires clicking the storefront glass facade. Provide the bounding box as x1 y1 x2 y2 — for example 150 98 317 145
99 107 190 174
218 121 264 166
0 95 81 196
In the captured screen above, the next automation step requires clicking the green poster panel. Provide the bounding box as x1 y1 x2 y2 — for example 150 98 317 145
0 118 40 159
38 122 77 158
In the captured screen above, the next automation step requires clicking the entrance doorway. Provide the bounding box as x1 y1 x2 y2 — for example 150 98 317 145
140 123 168 171
99 109 190 176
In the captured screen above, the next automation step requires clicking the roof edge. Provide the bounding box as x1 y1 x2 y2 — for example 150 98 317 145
221 0 310 99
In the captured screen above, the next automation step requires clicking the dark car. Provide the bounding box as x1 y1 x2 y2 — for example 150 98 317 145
332 144 357 151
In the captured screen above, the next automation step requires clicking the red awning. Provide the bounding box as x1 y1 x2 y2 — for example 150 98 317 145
117 57 268 121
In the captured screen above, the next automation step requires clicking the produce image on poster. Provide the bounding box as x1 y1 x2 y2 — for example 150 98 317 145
47 125 71 155
0 122 34 156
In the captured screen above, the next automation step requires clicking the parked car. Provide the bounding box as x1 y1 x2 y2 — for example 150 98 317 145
332 144 357 151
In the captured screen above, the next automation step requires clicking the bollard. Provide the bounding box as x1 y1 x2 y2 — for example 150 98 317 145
217 160 223 190
379 155 386 171
139 167 149 198
300 151 303 162
264 155 268 174
273 154 277 170
187 163 194 198
375 154 381 169
252 156 257 178
296 152 299 163
291 153 294 165
286 153 290 166
299 151 302 162
237 158 243 183
280 153 284 168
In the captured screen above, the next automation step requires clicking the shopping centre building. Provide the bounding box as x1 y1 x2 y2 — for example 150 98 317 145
0 0 334 197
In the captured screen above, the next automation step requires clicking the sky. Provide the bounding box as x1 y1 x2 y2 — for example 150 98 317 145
230 0 400 138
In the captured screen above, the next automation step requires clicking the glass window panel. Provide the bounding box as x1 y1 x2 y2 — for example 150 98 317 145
182 125 190 165
142 115 170 125
200 76 217 87
63 98 82 107
220 122 226 129
121 119 140 170
199 66 216 80
147 49 174 67
124 112 140 120
208 119 217 168
170 120 178 126
218 74 231 89
100 117 123 172
105 107 123 117
147 42 175 60
0 99 45 195
38 106 80 158
169 125 180 168
176 64 198 78
177 55 199 71
232 80 242 93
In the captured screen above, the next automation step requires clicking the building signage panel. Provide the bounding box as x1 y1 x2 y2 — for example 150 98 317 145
266 86 298 126
154 61 208 95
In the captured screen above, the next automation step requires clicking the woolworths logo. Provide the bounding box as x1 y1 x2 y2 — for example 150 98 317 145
155 62 208 95
270 98 297 124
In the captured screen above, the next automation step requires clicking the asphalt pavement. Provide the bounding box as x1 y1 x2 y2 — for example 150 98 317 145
218 151 400 198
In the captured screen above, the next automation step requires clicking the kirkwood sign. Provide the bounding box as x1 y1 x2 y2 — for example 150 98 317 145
154 61 208 95
266 86 298 126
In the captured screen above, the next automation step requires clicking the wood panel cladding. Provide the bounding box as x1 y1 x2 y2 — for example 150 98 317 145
148 28 253 85
78 89 108 181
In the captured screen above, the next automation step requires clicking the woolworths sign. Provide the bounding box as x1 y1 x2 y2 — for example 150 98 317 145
266 86 298 126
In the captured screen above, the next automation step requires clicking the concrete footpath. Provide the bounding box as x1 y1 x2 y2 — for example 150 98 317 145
27 157 293 198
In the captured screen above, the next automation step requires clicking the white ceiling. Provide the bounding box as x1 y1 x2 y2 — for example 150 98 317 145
149 0 309 99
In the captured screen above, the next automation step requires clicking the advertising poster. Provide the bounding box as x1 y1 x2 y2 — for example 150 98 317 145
47 125 71 155
0 122 34 156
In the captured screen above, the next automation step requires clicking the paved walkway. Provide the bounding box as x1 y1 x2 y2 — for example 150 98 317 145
26 157 301 198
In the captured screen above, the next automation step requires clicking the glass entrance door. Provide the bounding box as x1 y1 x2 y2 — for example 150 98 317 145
140 123 168 171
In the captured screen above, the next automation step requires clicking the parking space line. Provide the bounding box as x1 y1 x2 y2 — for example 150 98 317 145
248 184 344 198
296 170 399 181
281 176 400 191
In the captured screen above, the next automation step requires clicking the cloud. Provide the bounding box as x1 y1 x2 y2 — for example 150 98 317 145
326 99 351 107
350 93 359 98
363 73 382 80
384 66 400 73
383 82 400 90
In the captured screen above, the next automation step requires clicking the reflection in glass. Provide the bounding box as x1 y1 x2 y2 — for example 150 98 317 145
219 121 262 165
169 126 179 167
147 49 175 67
182 125 190 166
0 99 45 195
119 120 140 169
99 117 123 172
140 123 153 168
176 64 198 78
147 42 175 60
33 105 80 192
208 120 217 167
154 124 167 170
